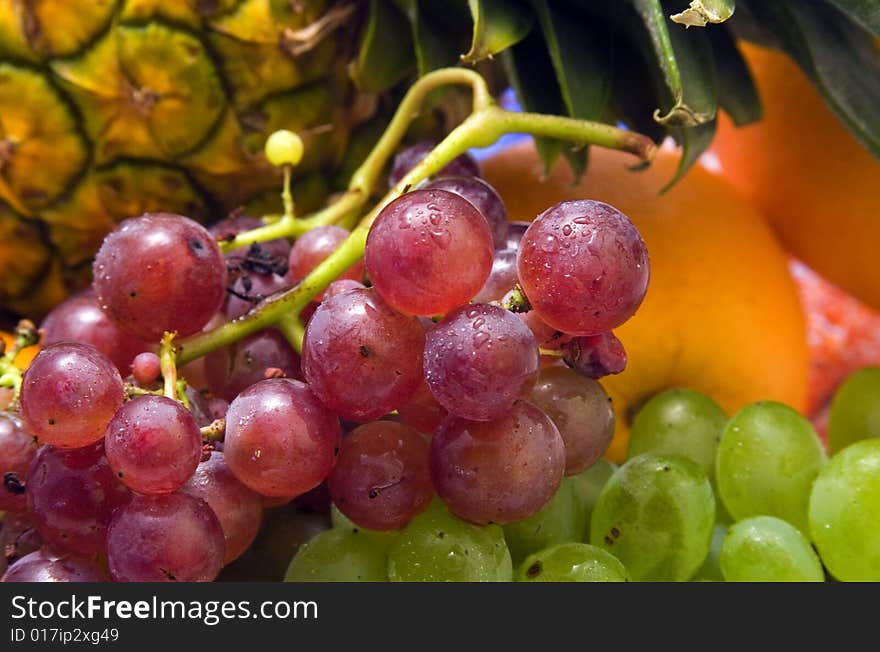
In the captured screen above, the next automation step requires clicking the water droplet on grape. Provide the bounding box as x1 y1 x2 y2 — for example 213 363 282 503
540 235 559 253
562 224 573 236
473 332 490 348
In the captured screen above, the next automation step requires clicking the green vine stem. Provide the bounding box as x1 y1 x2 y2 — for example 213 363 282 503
177 70 655 366
159 333 180 401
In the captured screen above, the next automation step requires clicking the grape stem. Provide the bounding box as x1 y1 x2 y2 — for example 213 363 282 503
178 70 656 365
159 333 180 401
200 418 226 442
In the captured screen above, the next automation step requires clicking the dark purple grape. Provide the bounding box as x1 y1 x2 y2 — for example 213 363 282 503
93 213 227 341
302 288 425 422
424 304 539 422
26 442 132 554
224 379 341 497
529 366 616 475
226 272 291 320
0 413 38 512
106 493 225 582
0 513 42 577
131 352 161 386
104 395 203 495
181 450 263 564
328 421 433 531
207 397 229 421
204 328 303 402
424 176 508 248
561 331 627 379
2 548 110 582
40 289 153 375
287 225 364 288
388 141 480 188
365 189 494 316
430 401 565 525
517 200 650 335
20 342 124 448
472 248 518 303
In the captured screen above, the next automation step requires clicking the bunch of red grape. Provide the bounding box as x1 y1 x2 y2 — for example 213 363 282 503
0 142 650 582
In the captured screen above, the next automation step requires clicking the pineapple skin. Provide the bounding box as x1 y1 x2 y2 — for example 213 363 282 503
0 0 367 319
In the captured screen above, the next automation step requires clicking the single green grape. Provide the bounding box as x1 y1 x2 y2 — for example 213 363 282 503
515 543 630 582
330 502 400 546
567 459 616 542
691 523 727 582
503 477 582 566
590 453 715 581
627 388 727 482
716 401 826 534
284 528 389 582
828 367 880 454
264 129 304 167
720 516 824 582
387 499 512 582
809 438 880 581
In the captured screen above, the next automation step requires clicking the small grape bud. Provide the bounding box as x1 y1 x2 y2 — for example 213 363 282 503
264 130 304 167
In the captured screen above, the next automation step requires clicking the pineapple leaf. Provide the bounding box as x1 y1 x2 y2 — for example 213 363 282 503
352 0 414 93
501 27 567 176
630 0 715 126
395 0 472 75
463 0 534 64
709 25 761 126
742 0 880 158
662 118 717 193
671 0 736 28
824 0 880 36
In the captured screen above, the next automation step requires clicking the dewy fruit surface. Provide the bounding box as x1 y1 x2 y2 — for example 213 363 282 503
482 142 808 461
711 42 880 311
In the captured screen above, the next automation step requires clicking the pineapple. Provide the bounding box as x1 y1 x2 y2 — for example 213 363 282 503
0 0 877 321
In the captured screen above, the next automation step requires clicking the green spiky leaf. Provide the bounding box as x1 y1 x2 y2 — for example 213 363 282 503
463 0 533 64
709 24 761 126
825 0 880 37
353 0 414 92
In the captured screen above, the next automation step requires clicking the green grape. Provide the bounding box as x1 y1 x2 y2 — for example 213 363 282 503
515 543 630 582
503 477 582 566
716 401 826 534
691 523 727 582
567 459 616 542
719 516 824 582
828 367 880 454
285 528 389 582
627 388 727 482
590 453 715 582
387 500 512 582
809 438 880 581
330 502 400 546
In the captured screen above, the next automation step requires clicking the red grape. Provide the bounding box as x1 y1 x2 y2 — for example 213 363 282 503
397 380 449 435
529 366 616 475
560 331 627 379
388 140 480 188
224 378 341 497
424 304 539 422
504 221 530 251
328 421 433 531
472 248 518 303
0 413 38 512
287 225 364 287
0 513 42 577
302 288 424 422
210 214 291 274
365 189 493 316
2 548 110 582
181 450 263 564
131 352 161 385
20 342 124 448
517 200 649 335
226 272 291 320
93 213 227 341
430 401 565 525
40 289 152 375
104 395 203 495
324 279 365 300
106 493 225 582
205 328 303 402
26 442 131 554
424 176 508 248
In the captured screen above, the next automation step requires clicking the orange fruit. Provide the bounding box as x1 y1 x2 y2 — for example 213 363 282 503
0 331 39 370
482 141 809 462
710 41 880 310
